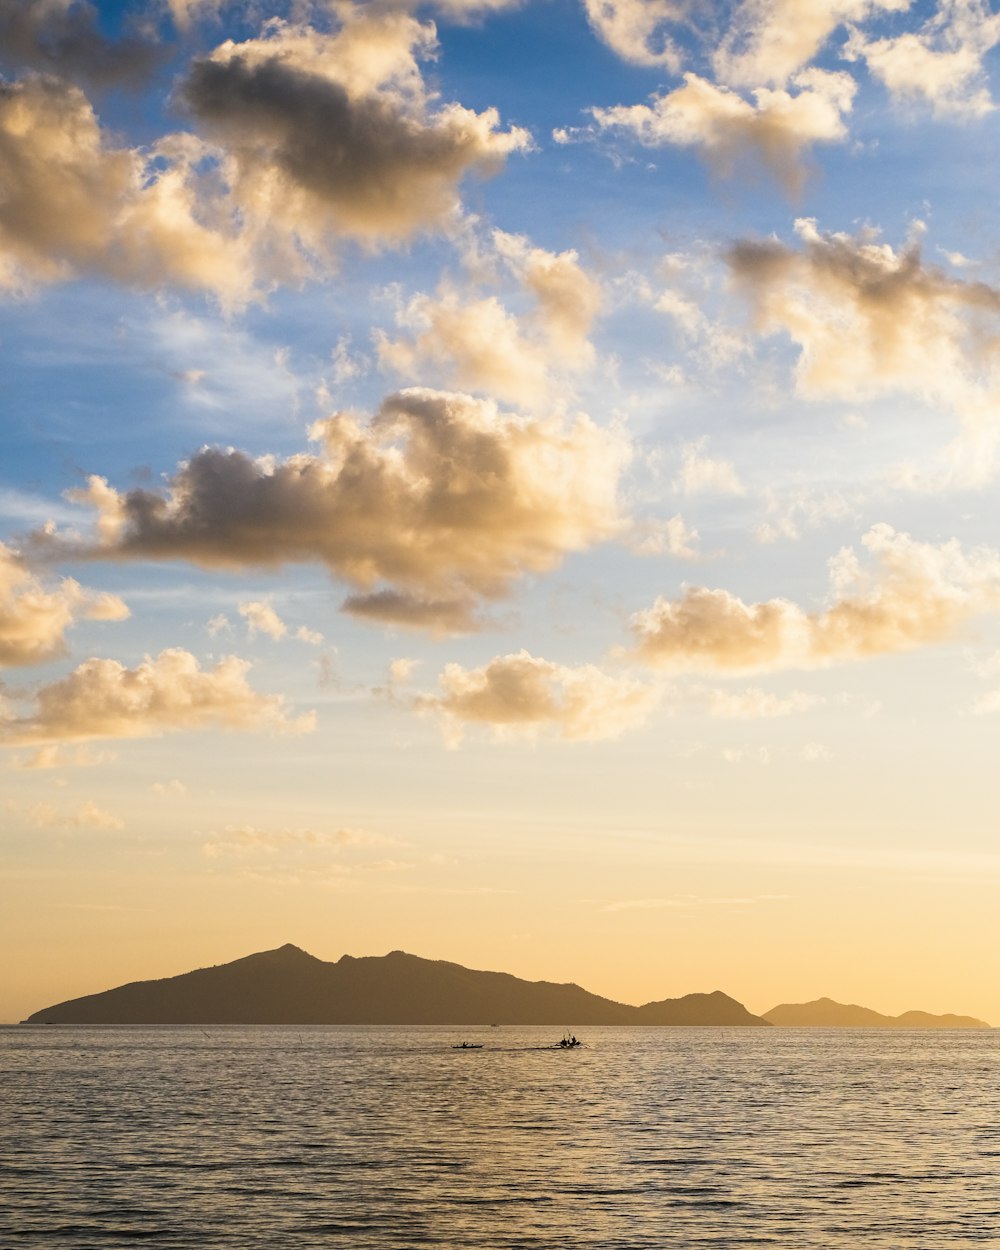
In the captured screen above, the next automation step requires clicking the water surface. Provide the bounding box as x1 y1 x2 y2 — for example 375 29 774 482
2 1025 998 1246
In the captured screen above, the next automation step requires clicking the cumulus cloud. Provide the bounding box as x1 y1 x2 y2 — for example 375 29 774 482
583 0 688 69
591 69 856 195
0 75 254 302
0 648 315 745
845 0 1000 118
0 9 529 300
0 542 128 669
415 649 658 744
726 218 1000 477
377 232 600 405
178 12 530 255
491 230 602 362
40 389 628 633
239 599 288 640
0 0 161 88
713 0 907 87
377 291 553 405
629 524 1000 672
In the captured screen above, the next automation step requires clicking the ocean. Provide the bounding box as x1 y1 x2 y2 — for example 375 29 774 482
2 1025 998 1247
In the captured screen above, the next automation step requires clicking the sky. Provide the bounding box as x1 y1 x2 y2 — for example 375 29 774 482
2 0 1000 1026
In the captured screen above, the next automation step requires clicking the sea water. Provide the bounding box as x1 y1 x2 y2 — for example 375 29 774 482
2 1025 998 1247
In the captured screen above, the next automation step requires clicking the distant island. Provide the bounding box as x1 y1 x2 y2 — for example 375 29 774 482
24 944 768 1026
764 997 990 1029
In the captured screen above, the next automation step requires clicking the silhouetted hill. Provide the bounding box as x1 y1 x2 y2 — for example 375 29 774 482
764 997 990 1028
24 945 770 1026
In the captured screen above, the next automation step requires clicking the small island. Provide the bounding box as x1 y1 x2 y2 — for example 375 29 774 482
764 997 990 1029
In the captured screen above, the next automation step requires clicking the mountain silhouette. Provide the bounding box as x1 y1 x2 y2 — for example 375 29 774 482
764 996 989 1028
24 945 769 1026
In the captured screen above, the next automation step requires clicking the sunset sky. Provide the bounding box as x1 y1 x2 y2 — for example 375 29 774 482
3 0 1000 1025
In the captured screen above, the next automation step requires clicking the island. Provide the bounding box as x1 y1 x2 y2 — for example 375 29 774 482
24 944 770 1026
764 996 990 1028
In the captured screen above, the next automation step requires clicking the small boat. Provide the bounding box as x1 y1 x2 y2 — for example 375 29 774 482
556 1033 582 1049
453 1041 483 1049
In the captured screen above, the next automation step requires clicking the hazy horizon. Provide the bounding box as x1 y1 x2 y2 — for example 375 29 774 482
3 0 1000 1029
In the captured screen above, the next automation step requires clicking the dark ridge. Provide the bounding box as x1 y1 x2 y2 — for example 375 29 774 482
24 946 771 1026
764 996 990 1029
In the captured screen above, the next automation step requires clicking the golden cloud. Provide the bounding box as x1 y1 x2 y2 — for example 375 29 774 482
0 648 315 745
178 12 530 252
376 234 599 406
0 74 255 302
629 524 1000 672
415 648 658 743
0 542 128 669
726 219 1000 481
41 389 629 631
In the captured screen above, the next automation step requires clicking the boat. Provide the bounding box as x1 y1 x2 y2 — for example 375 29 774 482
556 1033 581 1048
453 1041 483 1049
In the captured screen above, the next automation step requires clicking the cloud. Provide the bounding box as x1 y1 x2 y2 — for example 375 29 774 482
0 542 128 669
626 514 701 558
583 0 687 70
41 388 629 632
25 797 125 831
712 0 906 87
0 648 315 745
0 0 161 88
591 69 856 195
674 437 745 495
6 743 116 770
239 599 288 640
415 648 658 743
755 484 861 543
629 524 1000 672
201 824 390 857
377 232 600 405
377 291 554 405
0 74 254 302
845 0 1000 118
178 12 530 254
151 779 187 795
726 218 1000 478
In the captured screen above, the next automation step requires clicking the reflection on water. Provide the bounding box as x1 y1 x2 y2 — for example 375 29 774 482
2 1025 998 1247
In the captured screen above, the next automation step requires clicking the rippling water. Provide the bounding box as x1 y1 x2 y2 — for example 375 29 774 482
2 1025 999 1247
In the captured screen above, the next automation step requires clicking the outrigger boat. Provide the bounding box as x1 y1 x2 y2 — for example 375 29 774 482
453 1041 483 1049
556 1033 581 1048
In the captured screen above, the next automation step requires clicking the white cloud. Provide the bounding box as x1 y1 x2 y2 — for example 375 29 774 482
591 69 856 195
845 0 1000 118
674 437 745 496
583 0 687 69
